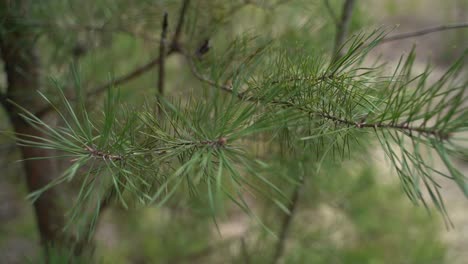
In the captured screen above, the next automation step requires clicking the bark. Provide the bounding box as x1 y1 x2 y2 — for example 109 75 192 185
0 0 67 256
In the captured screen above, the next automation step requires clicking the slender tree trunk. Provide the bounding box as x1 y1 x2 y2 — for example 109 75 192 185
0 0 67 257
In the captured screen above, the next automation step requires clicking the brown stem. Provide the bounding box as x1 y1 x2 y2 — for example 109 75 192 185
379 22 468 44
83 145 124 161
333 0 356 60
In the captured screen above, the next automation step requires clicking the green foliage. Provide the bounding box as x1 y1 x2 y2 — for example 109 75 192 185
1 0 467 263
11 3 468 235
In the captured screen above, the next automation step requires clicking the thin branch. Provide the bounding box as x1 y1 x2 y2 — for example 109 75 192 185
272 98 452 140
83 145 124 161
35 54 166 118
185 52 235 94
379 22 468 44
317 112 451 140
158 12 169 98
333 0 356 60
271 179 303 264
323 0 338 26
172 0 190 50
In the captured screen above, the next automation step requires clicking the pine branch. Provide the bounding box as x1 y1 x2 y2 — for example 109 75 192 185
380 22 468 44
29 0 197 252
182 33 467 214
184 51 453 141
12 0 468 251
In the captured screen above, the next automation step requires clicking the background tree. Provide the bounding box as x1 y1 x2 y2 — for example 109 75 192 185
0 0 67 255
0 0 467 263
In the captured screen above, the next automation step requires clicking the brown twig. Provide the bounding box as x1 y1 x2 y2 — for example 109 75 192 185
333 0 356 60
83 145 124 161
35 54 167 118
186 55 235 94
379 22 468 44
317 112 451 140
271 98 452 140
172 0 190 50
91 58 168 98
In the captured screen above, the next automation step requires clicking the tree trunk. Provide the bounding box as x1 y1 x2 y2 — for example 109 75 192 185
0 0 67 257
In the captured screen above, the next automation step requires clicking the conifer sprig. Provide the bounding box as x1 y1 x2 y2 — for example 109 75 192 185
184 30 468 215
8 28 467 233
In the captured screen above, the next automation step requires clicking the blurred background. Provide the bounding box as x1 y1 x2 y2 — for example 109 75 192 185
0 0 467 263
